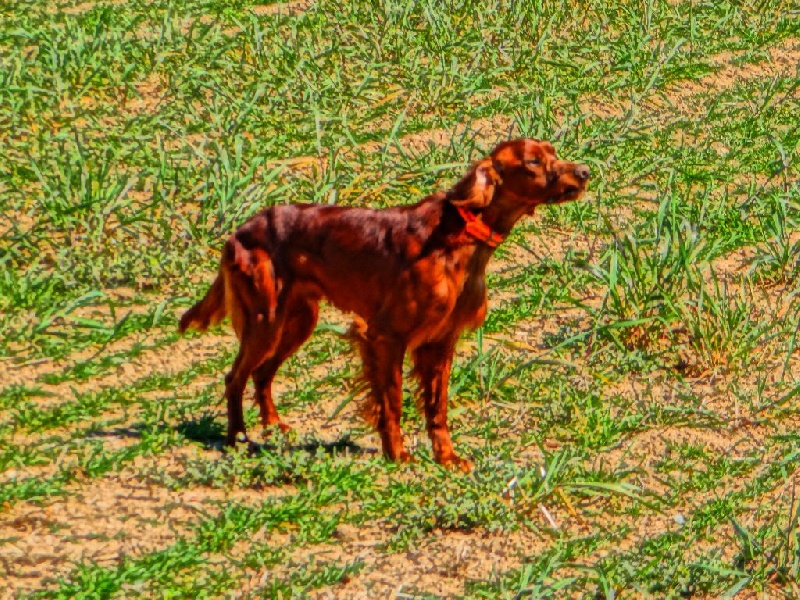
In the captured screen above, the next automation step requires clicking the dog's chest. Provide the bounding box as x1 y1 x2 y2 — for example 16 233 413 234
423 247 488 333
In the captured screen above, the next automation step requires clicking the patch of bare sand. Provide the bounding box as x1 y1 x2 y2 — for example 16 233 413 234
133 1 312 41
360 115 516 157
561 426 800 580
708 40 800 82
4 331 160 393
638 465 800 598
4 306 365 457
1 433 140 484
501 224 599 268
120 71 167 116
579 39 799 125
134 15 214 42
644 38 800 118
59 0 126 15
270 114 518 183
595 371 798 484
4 332 233 414
713 230 800 286
577 92 630 123
231 521 573 600
251 0 313 16
599 422 766 488
85 333 230 391
0 201 37 239
4 296 172 386
0 463 261 595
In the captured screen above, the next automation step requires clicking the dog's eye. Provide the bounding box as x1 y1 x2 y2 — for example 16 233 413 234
525 158 541 167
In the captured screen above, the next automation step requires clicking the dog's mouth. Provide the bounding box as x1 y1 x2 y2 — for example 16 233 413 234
545 184 584 204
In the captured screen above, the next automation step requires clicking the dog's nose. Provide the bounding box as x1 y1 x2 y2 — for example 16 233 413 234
575 164 590 181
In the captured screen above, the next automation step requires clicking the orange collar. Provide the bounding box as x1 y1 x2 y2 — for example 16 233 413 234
456 207 505 248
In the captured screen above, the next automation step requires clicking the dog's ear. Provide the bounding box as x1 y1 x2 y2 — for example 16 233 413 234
447 159 502 209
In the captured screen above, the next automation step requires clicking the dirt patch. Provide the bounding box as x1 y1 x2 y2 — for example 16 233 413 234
271 114 518 181
134 1 314 41
229 523 564 599
4 292 176 388
83 333 231 392
600 421 765 473
311 529 550 599
359 115 516 157
120 71 168 117
4 330 233 414
59 0 126 15
251 1 313 17
1 433 140 483
0 202 37 239
4 304 368 455
644 38 800 118
708 40 800 82
0 465 256 595
578 93 629 122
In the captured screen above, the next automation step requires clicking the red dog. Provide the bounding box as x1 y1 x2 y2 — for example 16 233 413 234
180 139 589 470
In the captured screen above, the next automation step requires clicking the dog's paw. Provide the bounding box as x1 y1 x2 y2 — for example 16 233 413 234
397 450 415 463
263 421 292 435
224 431 249 449
437 454 473 473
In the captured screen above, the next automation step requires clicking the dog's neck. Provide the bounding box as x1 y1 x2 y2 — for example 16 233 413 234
478 191 533 237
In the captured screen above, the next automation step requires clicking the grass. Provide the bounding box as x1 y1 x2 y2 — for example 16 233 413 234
1 0 799 597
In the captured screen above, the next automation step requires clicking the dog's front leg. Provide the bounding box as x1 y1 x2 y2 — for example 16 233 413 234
356 333 410 462
413 340 473 472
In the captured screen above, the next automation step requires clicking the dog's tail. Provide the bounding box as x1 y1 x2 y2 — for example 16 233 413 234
179 270 227 333
179 234 279 338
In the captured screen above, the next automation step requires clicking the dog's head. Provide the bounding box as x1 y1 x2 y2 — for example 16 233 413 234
449 139 590 213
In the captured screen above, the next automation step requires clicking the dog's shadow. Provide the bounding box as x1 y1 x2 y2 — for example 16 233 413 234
176 414 371 458
175 414 224 444
85 425 146 440
83 415 371 460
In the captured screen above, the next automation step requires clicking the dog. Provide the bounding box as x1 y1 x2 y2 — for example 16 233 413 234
179 139 589 470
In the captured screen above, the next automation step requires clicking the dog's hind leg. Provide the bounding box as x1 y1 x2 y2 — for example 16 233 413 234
251 299 319 433
224 312 287 447
222 251 287 447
